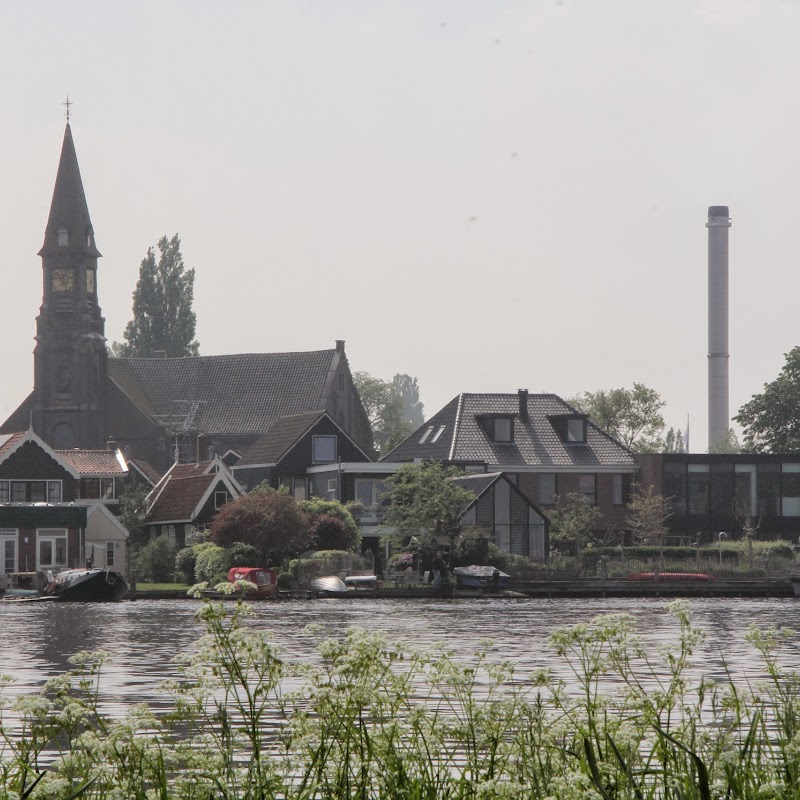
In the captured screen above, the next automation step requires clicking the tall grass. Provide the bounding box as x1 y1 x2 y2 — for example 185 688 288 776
1 599 799 798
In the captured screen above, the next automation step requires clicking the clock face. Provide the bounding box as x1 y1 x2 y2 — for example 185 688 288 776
51 268 75 292
86 270 96 294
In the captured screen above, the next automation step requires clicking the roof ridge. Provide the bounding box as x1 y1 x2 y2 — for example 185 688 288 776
448 393 465 461
112 348 337 364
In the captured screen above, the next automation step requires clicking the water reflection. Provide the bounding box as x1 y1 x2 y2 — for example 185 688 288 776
1 597 798 716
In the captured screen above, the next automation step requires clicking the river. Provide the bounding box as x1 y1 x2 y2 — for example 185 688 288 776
1 596 798 717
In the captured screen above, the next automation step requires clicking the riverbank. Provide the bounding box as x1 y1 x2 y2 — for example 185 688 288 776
130 577 795 600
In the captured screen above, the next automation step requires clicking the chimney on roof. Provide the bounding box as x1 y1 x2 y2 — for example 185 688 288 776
196 434 209 463
335 340 345 353
518 389 529 422
106 436 117 451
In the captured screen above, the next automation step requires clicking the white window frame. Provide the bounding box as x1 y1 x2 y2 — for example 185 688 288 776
38 529 68 570
0 529 17 574
47 481 62 503
312 435 337 464
106 541 115 567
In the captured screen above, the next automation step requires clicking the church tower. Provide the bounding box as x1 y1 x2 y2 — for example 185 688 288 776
32 123 107 449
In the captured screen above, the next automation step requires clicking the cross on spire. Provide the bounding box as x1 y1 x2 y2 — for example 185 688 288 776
63 95 73 121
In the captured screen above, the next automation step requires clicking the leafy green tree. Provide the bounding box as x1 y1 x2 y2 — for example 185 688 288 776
709 428 744 454
383 461 473 560
300 498 361 552
353 372 425 455
210 486 310 563
663 427 685 453
115 234 199 358
735 348 800 452
548 492 602 558
117 482 149 547
570 383 666 453
626 484 671 546
134 534 177 583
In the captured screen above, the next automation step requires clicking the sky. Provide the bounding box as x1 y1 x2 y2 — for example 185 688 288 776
1 0 798 452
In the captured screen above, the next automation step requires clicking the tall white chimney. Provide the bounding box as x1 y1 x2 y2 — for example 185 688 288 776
707 205 731 451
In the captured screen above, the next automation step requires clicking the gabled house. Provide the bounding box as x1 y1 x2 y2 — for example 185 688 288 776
232 411 372 496
144 456 243 548
0 430 131 575
383 390 639 534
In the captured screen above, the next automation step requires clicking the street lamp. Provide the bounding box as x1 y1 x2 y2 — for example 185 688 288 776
718 531 727 566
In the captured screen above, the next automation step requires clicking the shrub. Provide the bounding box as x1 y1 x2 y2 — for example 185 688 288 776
194 542 231 584
174 546 196 584
277 572 293 590
134 535 177 583
226 541 260 567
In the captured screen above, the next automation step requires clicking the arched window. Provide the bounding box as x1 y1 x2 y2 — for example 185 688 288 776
52 422 74 450
57 226 69 247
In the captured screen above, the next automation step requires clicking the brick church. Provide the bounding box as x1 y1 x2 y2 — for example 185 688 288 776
1 124 372 473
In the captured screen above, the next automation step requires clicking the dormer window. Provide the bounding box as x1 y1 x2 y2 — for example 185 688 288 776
57 226 69 246
549 414 587 444
478 416 514 443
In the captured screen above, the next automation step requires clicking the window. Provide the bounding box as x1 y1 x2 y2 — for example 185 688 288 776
167 525 176 544
312 435 337 464
215 491 229 509
327 478 337 498
355 478 389 508
612 474 623 506
38 529 67 570
579 475 596 505
687 464 710 515
493 418 513 442
431 425 447 443
539 474 556 505
0 530 16 573
100 478 114 500
280 477 292 492
82 479 100 499
48 481 62 503
419 426 434 444
29 482 46 502
782 464 800 517
106 542 115 567
0 482 8 503
57 225 69 246
567 419 586 443
293 479 307 501
11 482 26 502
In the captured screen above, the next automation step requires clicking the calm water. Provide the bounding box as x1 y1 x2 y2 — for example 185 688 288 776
1 597 799 718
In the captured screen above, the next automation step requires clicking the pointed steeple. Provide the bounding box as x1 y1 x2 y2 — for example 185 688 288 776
38 123 101 257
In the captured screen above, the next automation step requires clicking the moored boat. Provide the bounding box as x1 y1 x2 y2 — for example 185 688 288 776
452 565 510 590
790 573 800 597
45 568 128 602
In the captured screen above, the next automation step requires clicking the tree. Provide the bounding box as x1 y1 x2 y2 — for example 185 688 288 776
735 349 800 452
118 482 149 548
626 484 671 547
709 428 744 454
663 427 685 454
210 486 310 563
300 498 361 552
732 492 760 569
115 234 199 358
569 383 666 453
547 492 602 558
382 461 473 560
353 372 425 455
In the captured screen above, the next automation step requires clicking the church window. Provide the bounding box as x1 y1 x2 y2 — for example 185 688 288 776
57 226 69 246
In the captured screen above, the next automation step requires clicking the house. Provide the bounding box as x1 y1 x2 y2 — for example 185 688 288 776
1 122 373 473
0 430 131 576
637 452 800 544
382 390 639 534
143 456 243 549
232 411 372 496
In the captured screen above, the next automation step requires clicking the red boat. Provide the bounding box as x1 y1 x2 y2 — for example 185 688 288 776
226 567 279 596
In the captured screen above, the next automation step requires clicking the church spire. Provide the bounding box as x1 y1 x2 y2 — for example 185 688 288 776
38 123 101 257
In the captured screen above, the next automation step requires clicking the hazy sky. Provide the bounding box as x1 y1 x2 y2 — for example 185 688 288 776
1 0 798 451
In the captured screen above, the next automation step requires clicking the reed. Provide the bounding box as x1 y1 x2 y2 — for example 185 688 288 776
1 599 799 799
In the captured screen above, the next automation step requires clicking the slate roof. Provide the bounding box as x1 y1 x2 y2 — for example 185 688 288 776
56 449 126 476
236 411 326 467
106 350 338 436
383 393 637 470
146 474 216 523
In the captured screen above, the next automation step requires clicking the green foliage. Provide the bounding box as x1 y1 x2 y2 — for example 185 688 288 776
6 601 800 797
383 461 473 559
276 572 293 590
662 426 685 453
626 483 672 545
211 487 310 563
709 427 744 454
174 546 196 583
353 371 425 455
300 498 360 552
117 481 149 546
450 527 510 570
548 492 602 555
115 233 199 358
134 534 177 582
736 347 800 452
570 382 666 452
193 542 231 584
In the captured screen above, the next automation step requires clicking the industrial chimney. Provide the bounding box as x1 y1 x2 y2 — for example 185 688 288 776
707 205 731 451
